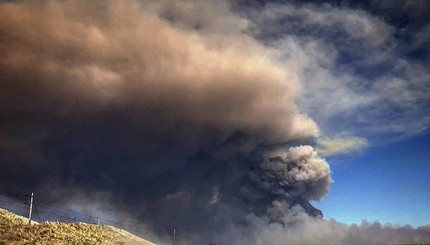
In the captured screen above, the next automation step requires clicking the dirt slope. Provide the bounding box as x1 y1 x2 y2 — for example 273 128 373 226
0 208 157 245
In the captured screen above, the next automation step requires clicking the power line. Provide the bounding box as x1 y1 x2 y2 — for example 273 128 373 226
0 192 153 239
35 200 148 229
37 209 76 222
32 200 42 222
16 192 30 206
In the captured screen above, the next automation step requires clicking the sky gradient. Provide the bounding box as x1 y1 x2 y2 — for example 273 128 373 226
315 133 430 227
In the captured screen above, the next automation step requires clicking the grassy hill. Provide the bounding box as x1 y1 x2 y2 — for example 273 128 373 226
0 208 157 245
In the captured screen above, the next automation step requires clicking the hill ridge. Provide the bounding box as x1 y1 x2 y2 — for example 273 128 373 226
0 208 157 245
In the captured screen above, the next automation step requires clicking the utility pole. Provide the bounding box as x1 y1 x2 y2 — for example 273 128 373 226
28 192 34 225
172 229 177 245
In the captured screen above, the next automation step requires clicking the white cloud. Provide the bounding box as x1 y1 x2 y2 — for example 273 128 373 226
317 135 368 156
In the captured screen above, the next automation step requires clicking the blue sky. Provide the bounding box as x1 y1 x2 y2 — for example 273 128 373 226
314 132 430 226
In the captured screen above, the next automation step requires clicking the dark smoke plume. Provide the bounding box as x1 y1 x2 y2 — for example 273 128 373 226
0 0 321 237
0 1 428 244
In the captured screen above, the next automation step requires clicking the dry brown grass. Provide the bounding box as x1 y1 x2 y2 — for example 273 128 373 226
0 208 156 245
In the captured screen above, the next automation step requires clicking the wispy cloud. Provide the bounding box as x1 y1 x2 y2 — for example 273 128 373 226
317 135 368 156
243 1 430 144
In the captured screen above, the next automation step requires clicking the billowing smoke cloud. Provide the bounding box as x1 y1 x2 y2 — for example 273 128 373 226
249 146 332 219
0 0 429 244
217 216 430 245
0 0 321 240
242 0 430 144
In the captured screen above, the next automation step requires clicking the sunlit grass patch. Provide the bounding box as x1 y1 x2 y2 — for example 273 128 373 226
0 208 152 245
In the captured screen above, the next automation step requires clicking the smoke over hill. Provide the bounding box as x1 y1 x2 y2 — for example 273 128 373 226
0 208 154 244
0 1 429 244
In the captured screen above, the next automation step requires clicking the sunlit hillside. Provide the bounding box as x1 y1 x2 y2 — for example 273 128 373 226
0 208 156 245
